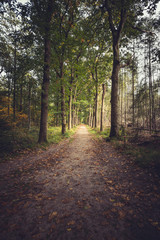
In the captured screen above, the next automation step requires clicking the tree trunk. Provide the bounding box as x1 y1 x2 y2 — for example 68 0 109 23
92 106 95 128
104 1 127 137
38 0 53 143
61 77 66 134
68 92 72 130
110 42 120 137
8 78 10 116
72 87 77 128
56 96 60 126
100 83 106 132
28 80 31 130
95 66 98 128
132 41 135 127
13 39 17 122
19 83 23 112
68 68 73 130
121 70 124 126
89 104 92 126
38 36 50 142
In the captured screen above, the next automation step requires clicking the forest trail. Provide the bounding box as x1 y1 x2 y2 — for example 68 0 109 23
0 125 160 240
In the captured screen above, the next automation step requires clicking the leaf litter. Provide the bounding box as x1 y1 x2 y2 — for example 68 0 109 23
0 125 160 240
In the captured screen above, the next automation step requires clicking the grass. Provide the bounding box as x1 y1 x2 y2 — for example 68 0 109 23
0 125 78 161
114 139 160 173
87 125 160 172
87 126 110 140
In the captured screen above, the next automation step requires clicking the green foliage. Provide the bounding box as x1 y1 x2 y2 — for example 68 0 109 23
0 126 77 161
87 126 110 139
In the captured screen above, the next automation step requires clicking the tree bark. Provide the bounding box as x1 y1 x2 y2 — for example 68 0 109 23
38 0 53 143
61 82 66 134
38 36 50 142
72 86 77 128
110 41 120 137
8 78 10 116
95 66 98 128
132 41 135 127
19 82 23 112
13 39 17 122
56 95 60 126
104 0 127 137
28 79 31 130
68 68 73 130
100 83 106 132
89 104 92 126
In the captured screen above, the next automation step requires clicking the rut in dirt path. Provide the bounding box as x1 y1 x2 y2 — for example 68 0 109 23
0 125 160 240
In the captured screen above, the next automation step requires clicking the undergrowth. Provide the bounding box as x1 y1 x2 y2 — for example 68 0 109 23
0 126 77 161
87 126 110 139
87 125 160 172
115 140 160 173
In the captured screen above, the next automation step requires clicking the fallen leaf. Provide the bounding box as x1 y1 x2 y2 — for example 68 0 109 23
118 210 125 219
67 228 72 231
67 220 75 225
151 222 159 226
49 211 57 220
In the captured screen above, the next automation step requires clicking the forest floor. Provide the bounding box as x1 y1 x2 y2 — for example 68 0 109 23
0 125 160 240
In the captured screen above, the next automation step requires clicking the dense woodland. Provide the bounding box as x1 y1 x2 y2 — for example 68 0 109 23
0 0 160 148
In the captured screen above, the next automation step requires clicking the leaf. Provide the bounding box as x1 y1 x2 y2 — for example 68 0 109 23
109 198 115 202
118 210 125 219
84 204 91 209
49 211 57 220
106 180 113 184
151 222 159 226
67 228 72 231
113 202 124 207
67 220 75 225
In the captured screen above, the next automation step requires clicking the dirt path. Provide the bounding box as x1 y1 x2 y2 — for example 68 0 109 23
0 125 160 240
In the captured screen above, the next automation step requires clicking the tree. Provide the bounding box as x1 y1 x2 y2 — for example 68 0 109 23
101 0 159 137
29 0 54 142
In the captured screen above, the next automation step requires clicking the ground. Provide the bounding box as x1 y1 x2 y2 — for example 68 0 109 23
0 125 160 240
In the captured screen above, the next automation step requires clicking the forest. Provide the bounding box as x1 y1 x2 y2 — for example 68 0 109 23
1 1 160 240
0 0 160 152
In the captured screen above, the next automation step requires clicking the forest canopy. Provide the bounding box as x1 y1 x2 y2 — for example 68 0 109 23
0 0 160 144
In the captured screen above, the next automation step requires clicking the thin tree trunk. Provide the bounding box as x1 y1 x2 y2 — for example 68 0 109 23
56 96 60 126
28 79 31 130
72 87 77 128
68 68 73 130
68 92 72 130
61 73 66 134
20 83 23 112
95 66 98 128
8 78 10 116
89 104 92 126
148 36 152 132
92 106 95 128
100 83 106 132
132 40 135 127
13 39 17 122
121 70 124 126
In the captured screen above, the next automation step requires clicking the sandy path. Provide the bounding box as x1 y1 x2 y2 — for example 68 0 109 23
0 125 160 240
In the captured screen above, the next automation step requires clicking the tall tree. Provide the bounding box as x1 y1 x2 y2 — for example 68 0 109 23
31 0 54 143
102 0 159 137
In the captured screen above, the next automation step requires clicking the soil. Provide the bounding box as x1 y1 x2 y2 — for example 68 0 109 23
0 125 160 240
